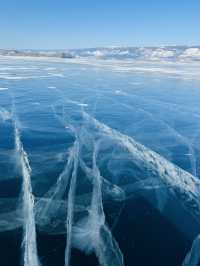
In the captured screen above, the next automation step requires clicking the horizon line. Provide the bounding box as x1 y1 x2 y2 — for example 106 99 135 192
1 44 200 51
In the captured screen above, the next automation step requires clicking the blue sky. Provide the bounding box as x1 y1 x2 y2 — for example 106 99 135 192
0 0 199 49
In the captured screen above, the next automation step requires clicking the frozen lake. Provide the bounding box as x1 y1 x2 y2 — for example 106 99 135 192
0 56 200 266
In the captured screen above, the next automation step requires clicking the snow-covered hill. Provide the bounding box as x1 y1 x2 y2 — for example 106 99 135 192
1 46 200 61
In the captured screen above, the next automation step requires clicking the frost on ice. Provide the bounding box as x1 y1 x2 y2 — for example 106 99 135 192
14 122 40 266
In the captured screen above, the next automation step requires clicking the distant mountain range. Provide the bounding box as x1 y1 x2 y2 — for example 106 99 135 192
1 46 200 61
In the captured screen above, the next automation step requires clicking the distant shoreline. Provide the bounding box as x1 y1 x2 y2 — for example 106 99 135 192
0 46 200 62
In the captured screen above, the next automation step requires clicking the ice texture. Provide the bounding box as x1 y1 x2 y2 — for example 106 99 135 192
14 123 40 266
1 57 200 266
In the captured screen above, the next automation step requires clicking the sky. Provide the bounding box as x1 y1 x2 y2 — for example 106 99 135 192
0 0 200 49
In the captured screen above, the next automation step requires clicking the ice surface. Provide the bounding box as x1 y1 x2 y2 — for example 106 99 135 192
183 234 200 266
1 57 200 265
65 139 79 266
72 141 124 266
0 107 12 121
82 111 200 217
14 123 40 266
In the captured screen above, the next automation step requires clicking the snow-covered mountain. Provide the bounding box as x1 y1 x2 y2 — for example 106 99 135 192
1 46 200 61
